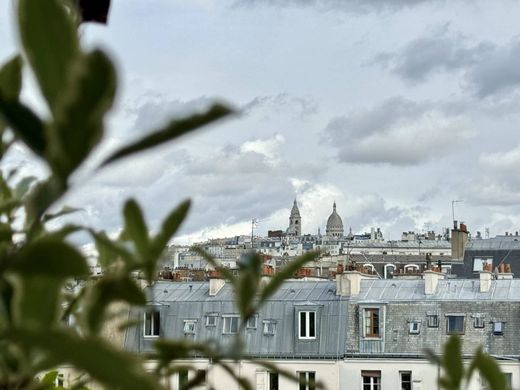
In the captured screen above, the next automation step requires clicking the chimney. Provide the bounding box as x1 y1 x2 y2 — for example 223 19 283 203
423 270 445 295
336 271 378 297
209 277 225 296
451 222 469 261
479 271 492 293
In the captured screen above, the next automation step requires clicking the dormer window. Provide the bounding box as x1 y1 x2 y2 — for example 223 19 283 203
298 311 316 339
183 320 197 334
222 315 239 334
363 308 381 338
263 320 277 336
408 321 421 334
144 309 160 337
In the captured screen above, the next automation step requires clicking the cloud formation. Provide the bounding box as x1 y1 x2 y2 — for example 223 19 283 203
232 0 441 14
323 97 474 165
374 27 520 98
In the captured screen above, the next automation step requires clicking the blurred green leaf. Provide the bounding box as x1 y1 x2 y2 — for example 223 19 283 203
14 176 37 199
235 253 262 320
101 103 233 167
192 246 236 282
8 238 88 278
18 0 79 113
50 49 116 178
474 350 506 390
151 200 190 257
43 206 82 223
123 199 150 258
85 276 145 334
7 328 163 390
0 98 47 157
259 251 318 304
40 370 58 386
0 55 22 101
90 230 136 269
443 336 464 390
25 177 66 228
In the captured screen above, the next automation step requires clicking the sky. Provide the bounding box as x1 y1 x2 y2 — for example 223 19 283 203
3 0 520 243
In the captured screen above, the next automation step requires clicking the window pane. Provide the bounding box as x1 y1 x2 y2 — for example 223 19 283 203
299 372 306 390
144 312 151 335
153 311 160 336
309 312 315 337
269 372 279 390
300 312 306 337
373 310 379 335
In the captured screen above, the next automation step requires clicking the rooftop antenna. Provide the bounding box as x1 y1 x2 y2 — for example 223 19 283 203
451 200 464 226
485 227 490 239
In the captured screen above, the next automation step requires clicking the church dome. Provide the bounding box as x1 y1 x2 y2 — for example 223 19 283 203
326 202 344 237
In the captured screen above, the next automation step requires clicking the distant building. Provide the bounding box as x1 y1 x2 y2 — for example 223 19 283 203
326 201 344 238
286 199 302 237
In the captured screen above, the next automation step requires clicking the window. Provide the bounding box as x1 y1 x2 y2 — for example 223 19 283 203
206 314 218 327
427 315 439 328
473 315 485 328
362 370 381 390
247 315 258 329
446 315 465 335
144 309 160 337
298 371 316 390
408 321 421 334
493 321 504 336
269 372 279 390
263 320 277 335
222 315 239 334
364 308 381 338
400 371 412 390
299 311 316 339
183 320 197 334
473 257 493 272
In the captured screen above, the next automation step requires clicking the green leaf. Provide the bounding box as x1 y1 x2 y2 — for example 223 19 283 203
14 176 37 199
7 328 163 390
0 98 47 157
25 177 66 228
148 199 191 269
442 336 464 390
43 205 82 223
0 55 22 101
84 276 145 334
258 251 319 304
101 103 233 167
123 199 150 258
235 253 262 320
8 238 88 278
90 229 136 269
40 370 59 386
18 0 79 113
49 49 116 178
474 350 506 390
12 275 63 329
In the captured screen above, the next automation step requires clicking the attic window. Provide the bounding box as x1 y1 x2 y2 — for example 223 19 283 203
222 315 239 334
246 315 258 329
183 320 197 334
473 315 485 329
143 309 160 337
427 315 439 328
493 321 504 336
408 321 421 334
263 320 277 336
205 314 218 327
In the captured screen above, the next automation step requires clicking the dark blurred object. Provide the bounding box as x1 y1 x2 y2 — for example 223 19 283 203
76 0 111 24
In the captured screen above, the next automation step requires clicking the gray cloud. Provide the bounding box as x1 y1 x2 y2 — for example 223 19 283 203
373 27 520 98
232 0 442 14
373 27 491 82
242 94 318 120
323 97 474 165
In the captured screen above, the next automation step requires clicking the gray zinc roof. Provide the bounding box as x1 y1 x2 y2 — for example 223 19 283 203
354 278 520 302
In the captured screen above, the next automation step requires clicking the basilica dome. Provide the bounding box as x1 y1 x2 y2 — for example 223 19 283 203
326 201 344 237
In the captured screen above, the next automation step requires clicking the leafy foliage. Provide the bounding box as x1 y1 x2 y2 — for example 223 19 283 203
0 1 321 389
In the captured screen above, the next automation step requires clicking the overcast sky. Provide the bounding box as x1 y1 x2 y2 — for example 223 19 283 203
3 0 520 243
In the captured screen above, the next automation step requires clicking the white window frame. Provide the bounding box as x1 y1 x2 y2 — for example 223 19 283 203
247 315 258 329
298 371 316 390
143 309 160 337
263 320 276 335
362 371 381 390
363 308 381 339
408 321 421 334
205 313 218 327
473 315 485 329
493 321 504 336
446 315 465 335
400 371 412 390
298 311 316 339
222 315 239 334
427 314 439 328
183 319 197 334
